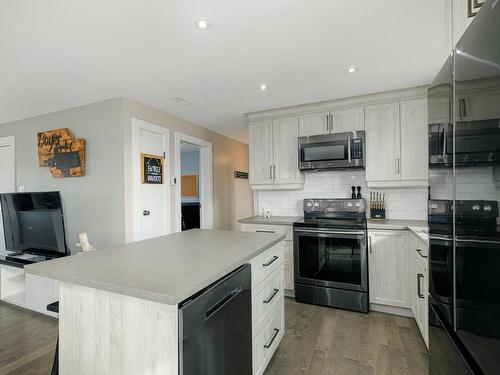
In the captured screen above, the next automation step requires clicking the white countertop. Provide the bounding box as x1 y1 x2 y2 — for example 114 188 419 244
25 229 285 306
367 219 428 242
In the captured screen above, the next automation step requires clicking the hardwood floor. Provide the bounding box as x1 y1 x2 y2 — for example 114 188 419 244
0 298 427 375
0 301 58 375
264 298 428 375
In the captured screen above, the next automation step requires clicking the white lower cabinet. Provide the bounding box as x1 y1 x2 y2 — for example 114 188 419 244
242 223 295 293
411 233 429 348
251 242 285 375
368 230 410 308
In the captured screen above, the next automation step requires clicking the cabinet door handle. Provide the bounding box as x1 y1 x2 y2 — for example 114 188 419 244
256 230 275 233
369 236 373 254
272 165 276 180
263 288 280 304
416 248 428 258
395 158 400 175
262 255 279 267
326 114 330 131
269 165 272 179
264 328 280 349
348 135 351 163
329 114 333 132
417 273 424 299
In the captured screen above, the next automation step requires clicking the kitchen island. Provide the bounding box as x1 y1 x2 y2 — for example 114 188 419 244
25 229 286 375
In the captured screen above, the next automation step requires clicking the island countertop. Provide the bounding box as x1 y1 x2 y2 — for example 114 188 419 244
25 229 285 306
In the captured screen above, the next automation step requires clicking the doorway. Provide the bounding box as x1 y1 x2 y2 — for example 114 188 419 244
174 132 213 232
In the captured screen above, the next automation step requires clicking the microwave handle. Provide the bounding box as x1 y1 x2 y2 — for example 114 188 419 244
348 135 351 163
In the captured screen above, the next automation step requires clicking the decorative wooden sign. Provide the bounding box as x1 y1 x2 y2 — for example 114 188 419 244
37 128 85 178
141 153 164 184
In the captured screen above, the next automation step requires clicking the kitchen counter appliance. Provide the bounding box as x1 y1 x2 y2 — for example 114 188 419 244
293 198 368 312
298 131 365 171
179 264 252 375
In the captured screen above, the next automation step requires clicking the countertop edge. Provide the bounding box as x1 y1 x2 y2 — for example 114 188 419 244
238 216 300 225
24 233 286 306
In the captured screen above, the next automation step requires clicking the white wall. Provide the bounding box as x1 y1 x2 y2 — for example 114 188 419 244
255 170 428 220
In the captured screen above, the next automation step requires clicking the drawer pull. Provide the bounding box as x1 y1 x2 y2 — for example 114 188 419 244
256 230 275 233
262 256 279 267
416 248 428 258
263 288 280 304
264 328 280 349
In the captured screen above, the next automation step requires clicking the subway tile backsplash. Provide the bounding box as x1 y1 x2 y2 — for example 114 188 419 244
255 171 429 220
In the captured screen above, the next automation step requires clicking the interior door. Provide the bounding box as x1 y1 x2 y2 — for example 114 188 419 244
133 119 170 241
365 103 401 181
298 112 329 136
331 107 364 133
249 120 273 185
0 136 15 253
272 116 302 184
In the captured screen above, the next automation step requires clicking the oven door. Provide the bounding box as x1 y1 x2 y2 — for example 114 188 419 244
293 228 367 292
429 235 454 327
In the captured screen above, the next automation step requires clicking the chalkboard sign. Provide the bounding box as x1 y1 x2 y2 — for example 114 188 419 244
141 153 164 184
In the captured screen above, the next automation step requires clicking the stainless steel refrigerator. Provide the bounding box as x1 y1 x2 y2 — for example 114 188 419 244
428 1 500 374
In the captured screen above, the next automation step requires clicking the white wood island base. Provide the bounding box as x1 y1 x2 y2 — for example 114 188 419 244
25 229 285 375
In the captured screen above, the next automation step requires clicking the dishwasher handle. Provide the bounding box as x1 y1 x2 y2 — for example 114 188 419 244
206 287 242 319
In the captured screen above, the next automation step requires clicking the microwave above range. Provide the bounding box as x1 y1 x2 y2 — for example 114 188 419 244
298 131 365 171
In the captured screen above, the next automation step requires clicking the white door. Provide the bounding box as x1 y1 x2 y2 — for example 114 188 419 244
249 120 274 185
132 119 170 241
0 136 15 253
272 116 302 185
298 112 329 136
400 98 428 181
368 230 410 308
365 103 401 182
331 107 365 133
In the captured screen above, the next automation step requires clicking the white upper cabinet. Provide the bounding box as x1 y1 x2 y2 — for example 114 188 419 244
331 107 364 133
298 112 329 136
368 230 410 308
299 107 364 137
400 98 428 181
365 103 401 182
249 120 274 185
365 99 428 186
272 117 302 184
249 117 303 189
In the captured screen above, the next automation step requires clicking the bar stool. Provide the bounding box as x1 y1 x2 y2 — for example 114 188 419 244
47 301 59 375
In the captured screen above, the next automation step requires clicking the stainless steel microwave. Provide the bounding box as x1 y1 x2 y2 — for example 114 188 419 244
298 131 365 171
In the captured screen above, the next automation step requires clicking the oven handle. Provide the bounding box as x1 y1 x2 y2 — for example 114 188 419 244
294 228 366 236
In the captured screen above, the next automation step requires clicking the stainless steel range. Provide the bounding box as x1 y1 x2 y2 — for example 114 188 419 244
293 198 368 313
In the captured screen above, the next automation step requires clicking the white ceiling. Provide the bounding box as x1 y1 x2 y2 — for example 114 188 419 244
0 0 449 144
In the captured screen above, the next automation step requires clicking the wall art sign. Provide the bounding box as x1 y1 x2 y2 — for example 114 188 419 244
141 153 164 184
37 128 85 177
468 0 484 17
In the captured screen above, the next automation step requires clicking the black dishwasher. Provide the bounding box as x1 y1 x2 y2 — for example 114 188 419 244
179 264 252 375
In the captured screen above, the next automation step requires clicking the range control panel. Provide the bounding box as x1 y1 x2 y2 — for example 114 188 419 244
351 139 364 160
303 198 366 214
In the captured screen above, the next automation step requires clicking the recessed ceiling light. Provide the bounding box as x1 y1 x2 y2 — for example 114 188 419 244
259 83 268 91
193 17 212 30
347 66 358 73
170 97 192 106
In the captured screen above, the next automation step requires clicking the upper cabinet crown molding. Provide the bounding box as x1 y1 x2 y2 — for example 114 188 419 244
246 86 428 122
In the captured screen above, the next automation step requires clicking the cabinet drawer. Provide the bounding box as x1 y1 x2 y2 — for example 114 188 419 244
283 240 293 263
253 302 284 375
252 266 283 334
241 223 292 241
251 242 283 287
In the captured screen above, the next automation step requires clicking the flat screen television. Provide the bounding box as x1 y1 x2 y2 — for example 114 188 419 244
0 192 68 257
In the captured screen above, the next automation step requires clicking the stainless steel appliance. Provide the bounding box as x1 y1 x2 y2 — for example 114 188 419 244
293 198 368 312
298 131 365 171
428 3 500 373
429 121 500 167
179 264 252 375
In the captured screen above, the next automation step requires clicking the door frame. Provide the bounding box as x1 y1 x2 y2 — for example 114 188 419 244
0 136 15 253
174 132 213 232
130 119 170 241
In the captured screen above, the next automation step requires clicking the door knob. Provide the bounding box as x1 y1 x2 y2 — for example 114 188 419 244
143 210 151 216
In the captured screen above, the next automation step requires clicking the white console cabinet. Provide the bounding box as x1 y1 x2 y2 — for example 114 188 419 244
0 264 58 317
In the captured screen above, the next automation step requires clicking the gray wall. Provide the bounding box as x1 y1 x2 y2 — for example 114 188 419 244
0 98 125 251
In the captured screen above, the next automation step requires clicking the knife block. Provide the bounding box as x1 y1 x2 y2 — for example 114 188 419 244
370 208 386 220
